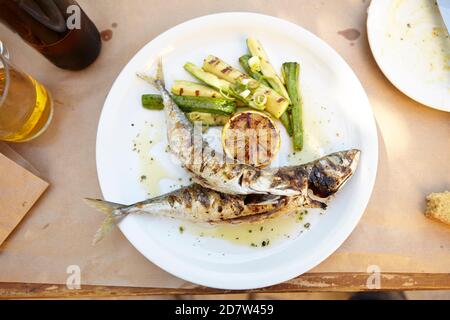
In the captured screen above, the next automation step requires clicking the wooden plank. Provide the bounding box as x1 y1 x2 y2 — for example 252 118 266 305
1 273 449 299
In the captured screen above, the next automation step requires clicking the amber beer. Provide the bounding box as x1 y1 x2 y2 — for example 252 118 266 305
0 0 101 70
0 54 53 142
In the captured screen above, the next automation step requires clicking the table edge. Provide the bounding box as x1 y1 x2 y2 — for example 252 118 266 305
1 272 449 299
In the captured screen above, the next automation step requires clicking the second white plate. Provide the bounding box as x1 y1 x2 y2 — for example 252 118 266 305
368 0 450 112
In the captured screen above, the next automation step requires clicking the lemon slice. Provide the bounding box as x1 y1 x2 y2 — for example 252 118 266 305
222 110 280 168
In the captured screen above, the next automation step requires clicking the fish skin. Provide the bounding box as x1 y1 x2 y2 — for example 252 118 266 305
108 184 325 223
257 149 361 197
86 183 327 244
305 149 360 198
192 150 361 197
140 60 361 196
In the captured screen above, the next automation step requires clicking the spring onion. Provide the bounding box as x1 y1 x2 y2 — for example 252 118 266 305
248 56 261 73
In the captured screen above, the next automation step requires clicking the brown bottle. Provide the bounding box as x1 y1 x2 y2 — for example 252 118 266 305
0 0 101 70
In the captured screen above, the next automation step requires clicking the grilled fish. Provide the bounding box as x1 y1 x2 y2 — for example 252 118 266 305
86 184 324 244
138 60 360 196
86 149 359 244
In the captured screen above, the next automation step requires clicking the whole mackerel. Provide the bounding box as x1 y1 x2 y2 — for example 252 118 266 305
138 59 361 196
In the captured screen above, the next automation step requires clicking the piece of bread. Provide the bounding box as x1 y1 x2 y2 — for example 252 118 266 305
425 191 450 226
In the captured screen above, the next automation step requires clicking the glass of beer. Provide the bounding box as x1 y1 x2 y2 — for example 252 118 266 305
0 45 53 142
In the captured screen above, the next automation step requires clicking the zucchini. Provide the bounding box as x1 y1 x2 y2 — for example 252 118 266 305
247 38 291 102
282 62 303 151
279 111 293 136
239 54 270 87
171 80 221 98
142 94 236 115
184 62 232 95
141 94 165 110
187 112 230 126
240 55 291 135
203 55 289 118
203 55 252 84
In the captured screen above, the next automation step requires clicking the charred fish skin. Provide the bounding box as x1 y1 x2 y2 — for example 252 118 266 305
306 149 360 198
85 183 325 244
113 184 321 223
250 149 361 198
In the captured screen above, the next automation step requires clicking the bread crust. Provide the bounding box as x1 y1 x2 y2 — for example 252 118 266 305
425 191 450 226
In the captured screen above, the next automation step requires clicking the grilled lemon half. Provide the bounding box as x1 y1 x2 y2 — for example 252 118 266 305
222 110 281 168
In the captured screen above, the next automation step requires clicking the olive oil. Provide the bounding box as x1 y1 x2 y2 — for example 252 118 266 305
134 122 190 196
182 212 308 247
0 68 53 142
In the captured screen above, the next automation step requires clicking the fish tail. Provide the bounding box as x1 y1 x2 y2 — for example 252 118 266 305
84 198 125 245
155 57 165 87
136 56 165 88
136 72 158 88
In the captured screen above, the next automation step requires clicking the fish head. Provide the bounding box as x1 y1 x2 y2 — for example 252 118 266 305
307 149 361 198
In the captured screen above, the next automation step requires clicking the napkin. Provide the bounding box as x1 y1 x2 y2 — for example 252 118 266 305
0 149 49 246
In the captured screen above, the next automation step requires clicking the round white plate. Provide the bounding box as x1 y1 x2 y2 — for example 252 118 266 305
96 12 378 289
367 0 450 112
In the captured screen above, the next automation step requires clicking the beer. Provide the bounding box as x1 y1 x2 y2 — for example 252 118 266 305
0 0 101 70
0 55 53 142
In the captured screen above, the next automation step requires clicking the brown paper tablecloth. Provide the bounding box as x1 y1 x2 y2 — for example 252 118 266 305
0 0 449 288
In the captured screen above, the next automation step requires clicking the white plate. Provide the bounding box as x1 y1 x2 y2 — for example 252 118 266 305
96 12 378 289
367 0 450 112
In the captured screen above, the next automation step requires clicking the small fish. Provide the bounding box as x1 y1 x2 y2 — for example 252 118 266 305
86 149 359 244
138 60 361 196
86 184 323 245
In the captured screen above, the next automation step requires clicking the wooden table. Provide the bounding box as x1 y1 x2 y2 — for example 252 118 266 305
1 0 449 298
1 273 450 299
